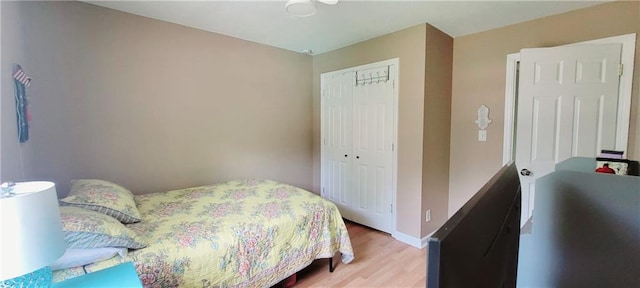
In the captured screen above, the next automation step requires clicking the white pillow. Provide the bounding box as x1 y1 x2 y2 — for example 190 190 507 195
50 247 127 270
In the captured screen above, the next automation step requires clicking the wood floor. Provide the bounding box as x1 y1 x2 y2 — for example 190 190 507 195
293 220 427 287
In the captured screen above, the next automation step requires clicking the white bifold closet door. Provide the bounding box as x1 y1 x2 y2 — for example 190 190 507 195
321 62 396 234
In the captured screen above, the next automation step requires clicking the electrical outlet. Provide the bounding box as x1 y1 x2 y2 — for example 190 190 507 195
425 209 431 222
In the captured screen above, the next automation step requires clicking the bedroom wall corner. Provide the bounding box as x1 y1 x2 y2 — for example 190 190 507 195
0 1 35 183
312 24 427 239
14 1 314 196
421 24 452 238
449 0 640 217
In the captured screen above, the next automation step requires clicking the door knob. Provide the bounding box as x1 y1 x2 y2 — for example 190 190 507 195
520 169 532 176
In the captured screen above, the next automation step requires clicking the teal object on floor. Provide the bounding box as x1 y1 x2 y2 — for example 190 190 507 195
52 262 142 288
0 266 52 288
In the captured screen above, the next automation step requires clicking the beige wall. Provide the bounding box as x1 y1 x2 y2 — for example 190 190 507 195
422 25 452 236
313 25 427 238
312 24 453 239
1 1 35 183
449 1 640 214
1 1 313 196
4 0 632 240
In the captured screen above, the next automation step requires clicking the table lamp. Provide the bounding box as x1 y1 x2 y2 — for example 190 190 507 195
0 181 67 287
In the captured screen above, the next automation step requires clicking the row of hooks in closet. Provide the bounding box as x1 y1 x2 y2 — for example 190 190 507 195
355 68 389 86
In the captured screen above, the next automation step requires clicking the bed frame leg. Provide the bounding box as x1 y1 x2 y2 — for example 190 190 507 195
329 257 334 273
329 253 339 273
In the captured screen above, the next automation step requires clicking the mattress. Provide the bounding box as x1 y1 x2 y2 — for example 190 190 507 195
53 179 354 287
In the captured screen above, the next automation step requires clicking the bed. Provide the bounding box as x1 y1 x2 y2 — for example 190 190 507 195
52 179 354 287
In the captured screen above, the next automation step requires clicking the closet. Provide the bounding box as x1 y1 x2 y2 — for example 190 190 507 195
320 59 398 234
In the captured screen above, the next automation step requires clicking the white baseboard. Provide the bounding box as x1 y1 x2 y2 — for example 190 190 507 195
392 230 434 249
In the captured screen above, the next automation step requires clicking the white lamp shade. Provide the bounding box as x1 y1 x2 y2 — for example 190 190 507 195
0 181 67 280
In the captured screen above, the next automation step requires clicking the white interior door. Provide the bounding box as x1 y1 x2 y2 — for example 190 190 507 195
516 44 622 225
351 66 394 233
321 71 354 219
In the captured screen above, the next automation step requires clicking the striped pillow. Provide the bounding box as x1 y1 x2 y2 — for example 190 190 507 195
60 179 141 223
60 206 147 249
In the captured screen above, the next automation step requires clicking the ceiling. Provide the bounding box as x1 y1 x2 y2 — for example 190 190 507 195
82 0 608 55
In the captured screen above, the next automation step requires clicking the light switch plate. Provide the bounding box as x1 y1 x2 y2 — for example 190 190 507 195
479 130 487 142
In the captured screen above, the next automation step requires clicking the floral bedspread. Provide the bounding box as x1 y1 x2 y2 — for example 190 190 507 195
54 179 354 287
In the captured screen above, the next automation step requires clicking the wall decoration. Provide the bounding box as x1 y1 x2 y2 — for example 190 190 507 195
12 65 32 143
475 104 492 130
475 105 491 142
